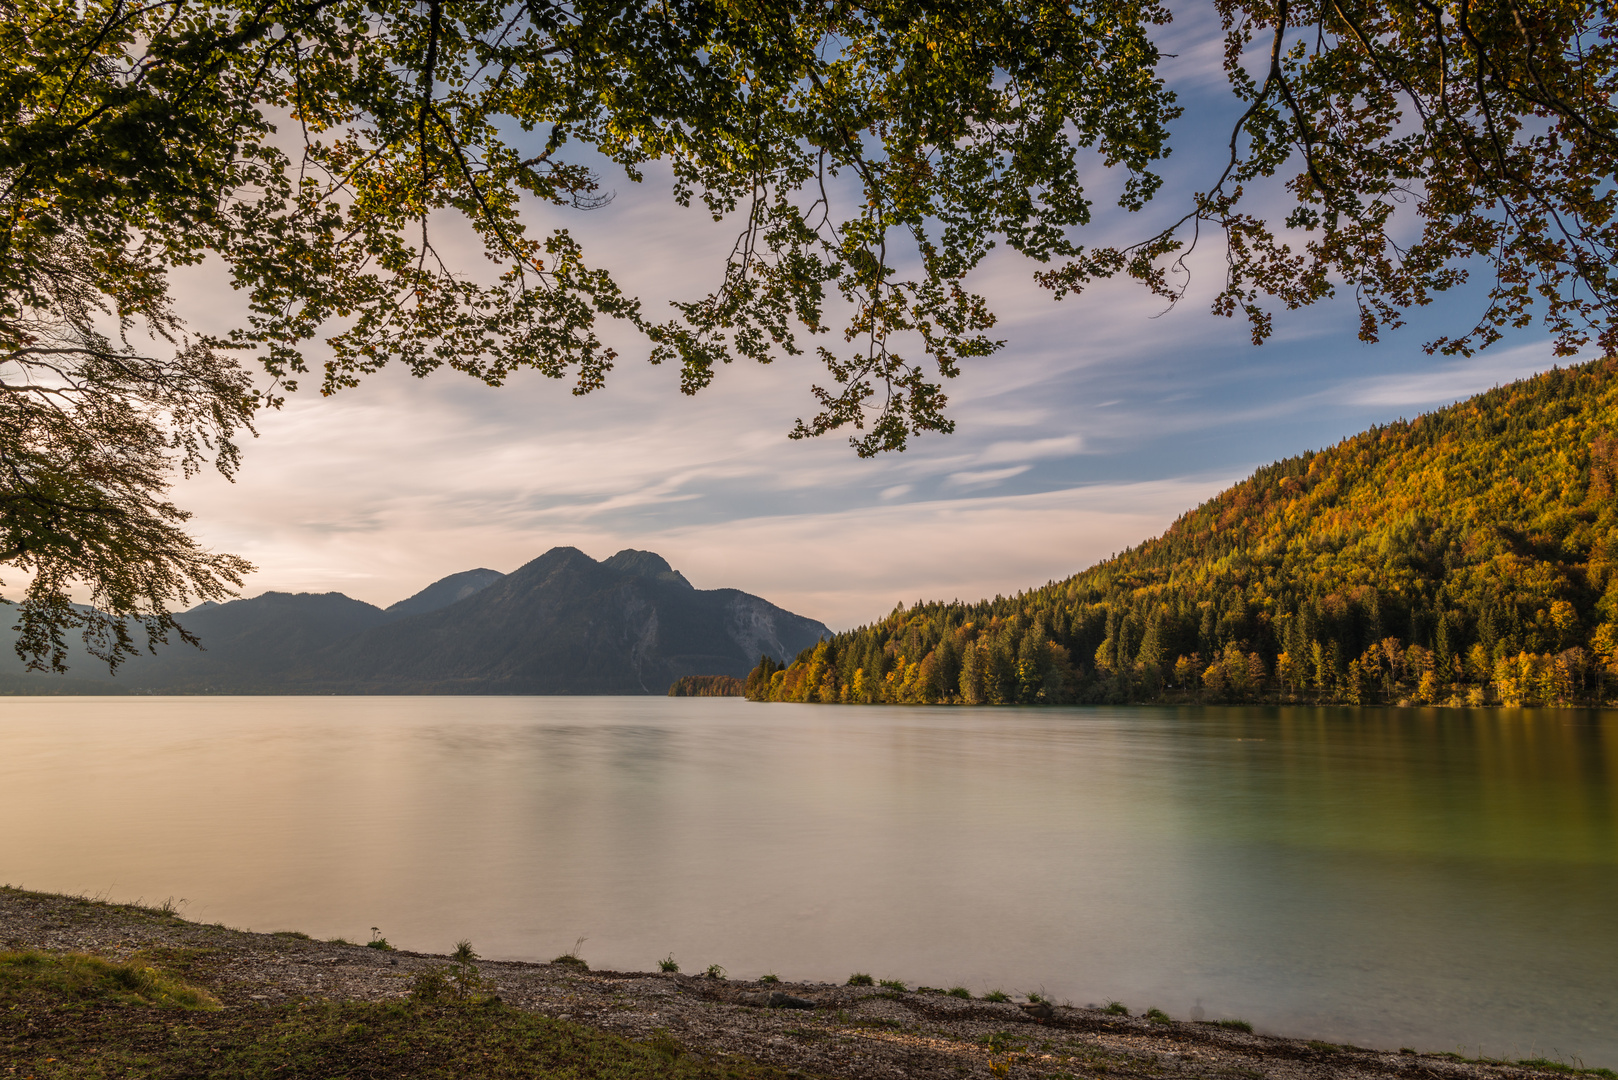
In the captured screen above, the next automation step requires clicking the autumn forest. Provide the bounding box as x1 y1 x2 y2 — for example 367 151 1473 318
748 358 1618 708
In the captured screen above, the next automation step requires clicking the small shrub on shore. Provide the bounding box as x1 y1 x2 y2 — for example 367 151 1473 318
367 928 395 952
410 964 495 1004
659 955 680 973
1103 1001 1129 1016
878 979 907 992
704 964 727 980
453 940 478 964
1146 1007 1172 1025
846 973 874 986
983 989 1010 1003
1027 991 1047 1004
553 937 588 970
759 973 780 984
946 987 971 999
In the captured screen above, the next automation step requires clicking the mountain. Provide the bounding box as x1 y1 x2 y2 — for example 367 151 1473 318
383 568 504 619
1 550 827 694
750 356 1618 709
307 548 827 693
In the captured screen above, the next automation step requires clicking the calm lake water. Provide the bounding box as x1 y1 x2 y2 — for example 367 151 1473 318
2 698 1614 1064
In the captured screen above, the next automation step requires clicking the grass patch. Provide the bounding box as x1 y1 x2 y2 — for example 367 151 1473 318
366 927 396 952
0 949 219 1011
758 973 779 984
983 990 1010 1003
1145 1008 1172 1026
946 986 971 1000
1307 1041 1339 1053
846 973 874 986
0 958 815 1080
704 964 727 981
1103 1001 1129 1016
1216 1019 1253 1033
878 979 907 992
271 930 311 941
849 1017 902 1030
660 955 680 973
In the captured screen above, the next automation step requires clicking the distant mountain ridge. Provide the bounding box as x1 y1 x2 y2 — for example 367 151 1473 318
0 549 827 695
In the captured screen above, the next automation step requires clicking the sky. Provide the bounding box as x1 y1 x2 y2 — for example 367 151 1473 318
161 10 1577 632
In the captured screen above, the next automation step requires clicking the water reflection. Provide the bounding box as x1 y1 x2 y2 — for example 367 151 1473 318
0 699 1612 1065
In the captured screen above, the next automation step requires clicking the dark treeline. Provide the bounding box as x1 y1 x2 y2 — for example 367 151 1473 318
748 358 1618 708
667 675 745 697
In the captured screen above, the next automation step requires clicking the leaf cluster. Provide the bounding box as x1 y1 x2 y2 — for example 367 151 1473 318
1042 1 1618 358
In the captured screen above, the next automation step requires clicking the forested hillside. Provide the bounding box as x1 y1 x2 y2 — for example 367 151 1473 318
749 358 1618 708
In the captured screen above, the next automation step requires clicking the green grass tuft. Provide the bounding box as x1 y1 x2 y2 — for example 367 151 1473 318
659 954 680 973
704 964 728 980
758 973 780 984
1217 1019 1254 1033
946 986 971 999
878 979 907 992
1103 1001 1129 1016
1145 1007 1171 1025
846 973 874 986
366 927 395 951
983 989 1010 1003
453 940 478 964
0 949 218 1010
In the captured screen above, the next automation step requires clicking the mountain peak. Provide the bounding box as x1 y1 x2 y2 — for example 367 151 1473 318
601 549 693 589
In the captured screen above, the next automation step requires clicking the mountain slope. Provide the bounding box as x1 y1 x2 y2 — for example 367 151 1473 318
101 592 392 692
750 357 1618 708
383 568 505 619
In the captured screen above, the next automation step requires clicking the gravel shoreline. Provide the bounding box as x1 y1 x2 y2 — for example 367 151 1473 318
0 887 1593 1080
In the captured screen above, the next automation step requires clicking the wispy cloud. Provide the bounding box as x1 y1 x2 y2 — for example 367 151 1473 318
1332 344 1582 409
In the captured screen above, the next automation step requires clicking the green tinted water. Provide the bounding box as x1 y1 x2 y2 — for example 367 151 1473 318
1 700 1612 1064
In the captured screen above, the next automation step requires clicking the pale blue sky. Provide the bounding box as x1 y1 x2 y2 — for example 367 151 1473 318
166 8 1576 630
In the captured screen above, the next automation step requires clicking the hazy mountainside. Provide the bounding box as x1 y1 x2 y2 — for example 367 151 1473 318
2 549 827 694
751 357 1618 708
383 568 504 618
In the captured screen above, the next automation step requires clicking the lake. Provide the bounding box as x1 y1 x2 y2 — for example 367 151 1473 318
1 698 1613 1065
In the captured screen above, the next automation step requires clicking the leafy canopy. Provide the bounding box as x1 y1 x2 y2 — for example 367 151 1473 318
3 0 1616 669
